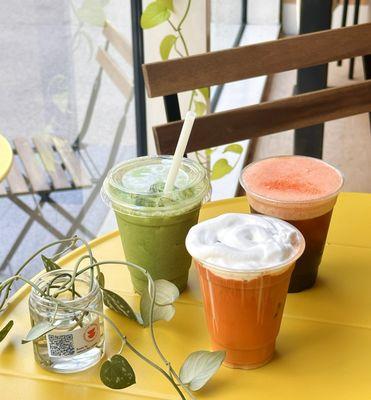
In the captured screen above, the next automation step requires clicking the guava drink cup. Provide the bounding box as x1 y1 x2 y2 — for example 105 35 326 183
240 156 344 292
186 214 305 369
101 156 210 294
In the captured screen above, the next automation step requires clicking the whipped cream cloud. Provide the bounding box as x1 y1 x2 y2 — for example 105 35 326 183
186 213 304 272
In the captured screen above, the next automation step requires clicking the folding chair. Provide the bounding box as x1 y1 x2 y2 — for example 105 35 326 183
0 22 133 265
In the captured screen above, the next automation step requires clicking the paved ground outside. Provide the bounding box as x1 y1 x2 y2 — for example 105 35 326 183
0 0 136 288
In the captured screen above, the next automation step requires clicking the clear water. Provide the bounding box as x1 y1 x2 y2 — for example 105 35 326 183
30 310 104 373
29 272 105 373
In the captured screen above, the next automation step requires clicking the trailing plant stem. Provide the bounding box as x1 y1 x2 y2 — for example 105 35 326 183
58 260 190 398
178 0 192 31
55 300 186 399
149 318 196 400
0 236 78 310
0 237 197 399
187 90 195 111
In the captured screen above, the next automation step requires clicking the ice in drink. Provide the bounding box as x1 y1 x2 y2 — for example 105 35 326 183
186 213 305 369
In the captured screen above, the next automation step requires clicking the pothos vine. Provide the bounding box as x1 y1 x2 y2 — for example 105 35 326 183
141 0 244 182
0 236 225 398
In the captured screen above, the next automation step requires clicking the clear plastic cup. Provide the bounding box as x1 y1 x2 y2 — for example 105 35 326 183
187 214 305 369
240 156 344 292
101 156 210 294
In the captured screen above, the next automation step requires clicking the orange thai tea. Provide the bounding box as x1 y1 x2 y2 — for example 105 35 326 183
186 213 305 369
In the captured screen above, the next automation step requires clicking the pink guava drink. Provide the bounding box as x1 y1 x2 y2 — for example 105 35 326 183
240 156 343 292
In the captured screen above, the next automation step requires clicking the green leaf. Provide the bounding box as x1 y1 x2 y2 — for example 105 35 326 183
141 301 175 327
0 320 14 343
210 158 233 180
223 143 243 155
100 354 136 389
76 0 107 27
22 321 61 344
157 0 173 11
204 148 214 157
198 87 209 102
194 101 206 116
153 279 179 306
103 289 137 321
140 1 171 29
140 280 178 326
135 313 144 325
179 350 225 391
42 255 61 272
97 272 105 289
160 34 177 60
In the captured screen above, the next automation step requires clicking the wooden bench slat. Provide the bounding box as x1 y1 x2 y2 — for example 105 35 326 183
142 23 371 97
6 158 30 194
103 22 132 65
96 47 132 98
33 135 71 190
13 137 50 192
154 80 371 154
51 136 91 188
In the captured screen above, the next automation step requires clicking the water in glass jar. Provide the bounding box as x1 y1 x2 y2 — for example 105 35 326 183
29 271 105 373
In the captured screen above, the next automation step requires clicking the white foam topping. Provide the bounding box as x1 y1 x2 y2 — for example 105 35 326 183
186 213 303 272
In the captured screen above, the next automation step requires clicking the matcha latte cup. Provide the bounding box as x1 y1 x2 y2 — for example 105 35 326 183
101 156 210 294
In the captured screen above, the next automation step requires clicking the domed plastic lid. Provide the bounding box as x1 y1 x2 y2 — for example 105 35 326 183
101 156 210 216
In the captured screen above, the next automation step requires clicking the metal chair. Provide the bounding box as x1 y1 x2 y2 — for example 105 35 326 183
0 22 133 265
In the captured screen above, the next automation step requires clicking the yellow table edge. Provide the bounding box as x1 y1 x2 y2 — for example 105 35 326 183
0 134 13 182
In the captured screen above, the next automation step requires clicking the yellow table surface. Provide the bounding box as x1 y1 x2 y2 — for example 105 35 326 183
0 134 13 182
1 192 371 400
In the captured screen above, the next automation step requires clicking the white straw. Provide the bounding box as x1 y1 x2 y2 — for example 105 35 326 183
164 111 196 193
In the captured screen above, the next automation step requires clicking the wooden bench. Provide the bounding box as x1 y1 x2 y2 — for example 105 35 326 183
142 23 371 190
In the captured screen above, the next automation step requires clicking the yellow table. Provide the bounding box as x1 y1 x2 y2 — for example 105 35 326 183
0 134 13 182
1 193 371 399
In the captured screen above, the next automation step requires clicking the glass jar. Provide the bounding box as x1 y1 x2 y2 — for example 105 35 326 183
29 270 105 373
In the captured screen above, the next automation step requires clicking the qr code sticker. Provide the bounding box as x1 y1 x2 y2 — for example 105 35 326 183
47 333 75 357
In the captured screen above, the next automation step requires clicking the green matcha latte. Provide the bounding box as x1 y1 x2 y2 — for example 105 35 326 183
101 156 210 294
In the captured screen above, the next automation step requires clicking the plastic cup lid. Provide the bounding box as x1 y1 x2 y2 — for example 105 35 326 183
101 155 210 215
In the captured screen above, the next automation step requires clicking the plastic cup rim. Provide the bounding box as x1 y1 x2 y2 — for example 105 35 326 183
101 155 210 213
106 155 206 196
239 155 344 205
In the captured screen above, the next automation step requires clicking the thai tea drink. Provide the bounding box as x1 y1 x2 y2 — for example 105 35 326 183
101 156 210 294
186 213 305 369
240 156 343 292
